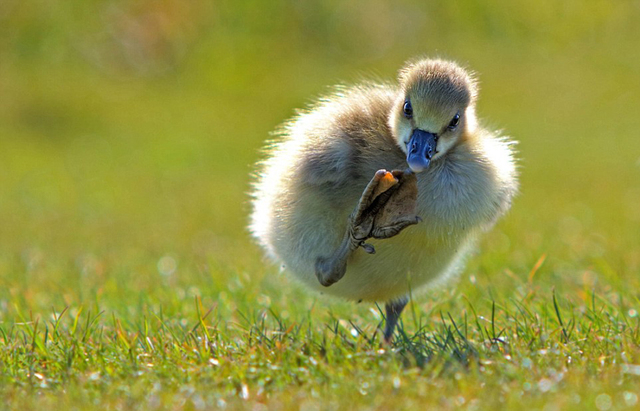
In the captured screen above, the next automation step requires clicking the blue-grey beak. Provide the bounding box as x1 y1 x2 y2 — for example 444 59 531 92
406 129 437 173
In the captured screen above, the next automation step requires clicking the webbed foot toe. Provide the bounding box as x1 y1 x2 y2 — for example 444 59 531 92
371 215 422 239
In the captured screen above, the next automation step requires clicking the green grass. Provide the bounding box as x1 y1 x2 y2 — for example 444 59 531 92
1 0 640 409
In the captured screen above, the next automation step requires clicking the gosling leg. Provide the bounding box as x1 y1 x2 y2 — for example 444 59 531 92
383 296 409 343
315 170 398 287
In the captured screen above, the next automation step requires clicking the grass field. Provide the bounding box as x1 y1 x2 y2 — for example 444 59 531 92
1 1 640 409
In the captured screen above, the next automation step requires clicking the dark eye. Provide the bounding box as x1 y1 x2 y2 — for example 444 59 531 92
448 113 460 130
403 100 413 119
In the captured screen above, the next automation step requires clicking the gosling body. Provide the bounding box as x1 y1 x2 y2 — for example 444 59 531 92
250 59 517 323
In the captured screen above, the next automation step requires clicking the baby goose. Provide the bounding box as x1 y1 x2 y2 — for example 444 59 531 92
250 58 518 341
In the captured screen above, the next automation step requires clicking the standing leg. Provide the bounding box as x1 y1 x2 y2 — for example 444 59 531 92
383 296 409 343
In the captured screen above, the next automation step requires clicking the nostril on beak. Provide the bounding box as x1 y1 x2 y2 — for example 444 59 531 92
411 142 418 153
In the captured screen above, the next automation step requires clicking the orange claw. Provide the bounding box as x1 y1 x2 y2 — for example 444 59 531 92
381 171 397 184
373 170 399 197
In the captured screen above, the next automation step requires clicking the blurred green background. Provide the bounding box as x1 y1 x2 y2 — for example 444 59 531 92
1 0 639 314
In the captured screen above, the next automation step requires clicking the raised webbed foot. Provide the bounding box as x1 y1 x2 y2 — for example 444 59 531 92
351 169 421 250
370 170 421 240
348 169 403 245
315 169 421 287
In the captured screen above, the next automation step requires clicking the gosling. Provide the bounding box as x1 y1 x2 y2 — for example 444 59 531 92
250 58 518 342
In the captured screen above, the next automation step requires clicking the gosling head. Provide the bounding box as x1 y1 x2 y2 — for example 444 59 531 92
389 59 478 173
